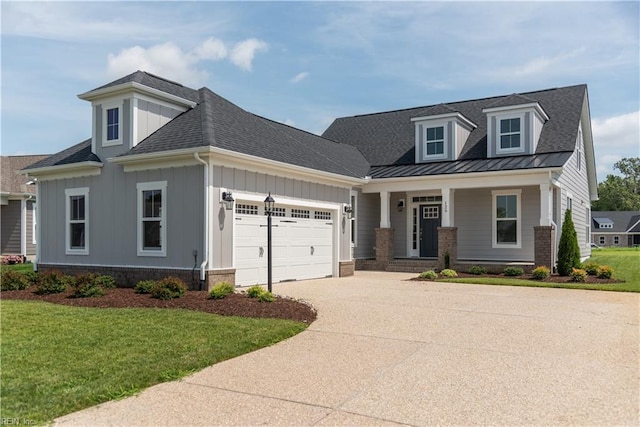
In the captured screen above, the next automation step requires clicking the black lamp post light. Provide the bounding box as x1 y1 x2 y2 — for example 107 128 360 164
221 191 235 210
264 192 275 293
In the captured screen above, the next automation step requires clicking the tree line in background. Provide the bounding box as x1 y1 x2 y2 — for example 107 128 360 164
591 157 640 211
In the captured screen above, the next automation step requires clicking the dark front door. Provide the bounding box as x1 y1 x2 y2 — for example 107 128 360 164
419 204 441 257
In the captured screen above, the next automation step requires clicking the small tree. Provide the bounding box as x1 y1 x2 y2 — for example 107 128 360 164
557 209 581 276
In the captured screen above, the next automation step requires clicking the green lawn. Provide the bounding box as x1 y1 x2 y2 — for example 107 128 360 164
1 301 307 424
442 247 640 292
2 263 35 273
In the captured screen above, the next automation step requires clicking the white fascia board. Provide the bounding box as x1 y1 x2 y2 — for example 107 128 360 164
579 91 599 202
108 147 207 171
361 168 561 193
208 147 367 187
483 102 550 122
411 112 477 129
19 162 103 181
78 82 197 109
2 192 35 200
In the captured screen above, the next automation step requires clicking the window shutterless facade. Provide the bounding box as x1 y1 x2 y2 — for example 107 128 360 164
102 101 123 146
499 118 521 150
492 189 521 248
65 188 89 255
137 181 167 257
424 126 445 157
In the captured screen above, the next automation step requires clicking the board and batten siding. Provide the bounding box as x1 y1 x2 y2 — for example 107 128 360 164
210 165 352 268
38 163 204 269
455 186 539 262
26 200 36 255
353 191 379 259
556 123 591 259
1 200 21 254
136 100 182 144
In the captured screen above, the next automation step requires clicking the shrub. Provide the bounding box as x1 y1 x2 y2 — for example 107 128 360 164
467 265 487 275
24 271 39 286
1 269 31 291
596 265 614 279
94 275 116 288
151 277 187 300
531 266 550 280
35 270 71 294
440 269 458 278
418 270 438 280
209 281 235 299
444 252 451 269
71 274 105 298
134 280 157 294
570 268 587 282
557 209 581 276
257 291 275 302
503 267 525 277
582 262 600 276
247 285 265 298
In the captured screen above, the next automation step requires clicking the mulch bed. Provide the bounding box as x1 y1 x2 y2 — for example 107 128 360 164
412 272 622 284
1 287 317 324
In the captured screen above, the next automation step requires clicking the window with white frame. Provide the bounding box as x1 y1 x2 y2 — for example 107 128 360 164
613 236 620 245
65 188 89 255
599 236 605 245
102 101 122 146
492 190 521 247
424 126 445 158
137 181 167 256
499 117 521 151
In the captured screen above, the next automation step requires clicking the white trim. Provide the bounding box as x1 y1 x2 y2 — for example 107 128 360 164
492 189 522 249
20 199 27 256
36 262 195 270
35 181 41 269
102 100 123 147
65 187 89 255
194 154 210 281
137 181 167 257
482 102 549 121
78 81 197 108
411 112 477 129
22 162 103 181
380 191 390 228
133 92 191 112
32 202 37 245
422 122 448 161
350 190 358 250
131 97 138 147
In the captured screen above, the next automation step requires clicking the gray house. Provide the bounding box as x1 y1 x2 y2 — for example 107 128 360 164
1 155 49 259
591 211 640 247
23 71 597 288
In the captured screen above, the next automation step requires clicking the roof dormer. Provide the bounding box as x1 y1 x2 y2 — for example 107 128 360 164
483 95 549 158
411 105 476 163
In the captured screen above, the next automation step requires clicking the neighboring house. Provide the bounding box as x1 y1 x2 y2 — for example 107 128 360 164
591 211 640 247
22 71 597 288
1 155 49 259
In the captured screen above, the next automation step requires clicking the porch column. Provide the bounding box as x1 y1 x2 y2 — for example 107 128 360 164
441 187 455 227
438 227 458 270
379 191 391 228
534 225 555 270
539 184 552 226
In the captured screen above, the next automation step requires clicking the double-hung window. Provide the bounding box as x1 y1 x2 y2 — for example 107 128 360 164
424 126 445 158
492 189 521 248
137 181 167 256
499 118 521 150
102 101 122 146
65 188 89 255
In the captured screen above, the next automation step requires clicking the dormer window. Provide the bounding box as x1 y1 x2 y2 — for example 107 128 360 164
102 101 123 147
425 126 445 158
499 118 521 150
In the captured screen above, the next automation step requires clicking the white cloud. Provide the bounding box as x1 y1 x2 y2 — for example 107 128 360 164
106 37 267 87
290 72 309 84
230 39 268 71
592 111 640 179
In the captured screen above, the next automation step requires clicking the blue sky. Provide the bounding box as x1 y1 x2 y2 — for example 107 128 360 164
2 1 638 181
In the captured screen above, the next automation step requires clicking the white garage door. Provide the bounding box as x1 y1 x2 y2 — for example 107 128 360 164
235 203 334 286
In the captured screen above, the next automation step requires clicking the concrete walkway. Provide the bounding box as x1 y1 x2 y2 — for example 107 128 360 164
55 272 639 426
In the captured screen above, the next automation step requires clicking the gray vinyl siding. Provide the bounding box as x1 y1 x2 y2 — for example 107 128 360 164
557 128 591 259
456 186 538 262
1 200 21 254
390 192 408 257
211 165 352 268
136 100 181 143
26 200 35 255
38 163 204 269
354 191 379 259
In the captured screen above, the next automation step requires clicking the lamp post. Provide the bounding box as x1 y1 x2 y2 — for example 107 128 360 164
264 192 275 293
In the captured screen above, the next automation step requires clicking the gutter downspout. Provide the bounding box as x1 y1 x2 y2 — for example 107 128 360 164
194 153 209 287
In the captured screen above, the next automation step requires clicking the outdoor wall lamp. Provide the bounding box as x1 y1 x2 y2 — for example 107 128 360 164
397 199 405 212
343 204 353 219
221 190 235 210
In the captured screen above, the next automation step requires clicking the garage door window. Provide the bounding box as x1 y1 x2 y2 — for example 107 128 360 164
236 204 258 215
314 211 332 220
292 209 310 218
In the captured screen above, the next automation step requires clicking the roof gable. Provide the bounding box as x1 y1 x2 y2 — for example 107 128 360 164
1 155 50 193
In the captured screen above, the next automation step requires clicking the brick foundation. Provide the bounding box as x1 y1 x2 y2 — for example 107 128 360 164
205 269 236 291
339 260 355 277
375 228 394 268
437 227 458 270
534 225 556 270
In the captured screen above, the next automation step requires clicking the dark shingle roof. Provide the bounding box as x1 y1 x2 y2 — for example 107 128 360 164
122 88 370 178
1 155 50 193
88 71 200 103
592 211 640 233
322 84 587 168
23 139 100 170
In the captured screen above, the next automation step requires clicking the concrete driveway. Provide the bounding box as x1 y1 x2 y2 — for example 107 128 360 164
55 271 639 426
